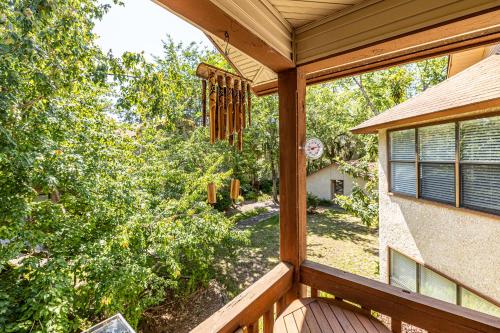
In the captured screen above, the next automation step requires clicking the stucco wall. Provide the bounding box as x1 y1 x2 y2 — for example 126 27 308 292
378 129 500 301
306 164 366 200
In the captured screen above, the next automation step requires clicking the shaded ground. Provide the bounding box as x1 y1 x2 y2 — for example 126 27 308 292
139 280 228 333
218 206 379 298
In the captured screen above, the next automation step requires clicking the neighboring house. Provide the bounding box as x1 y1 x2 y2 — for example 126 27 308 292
352 46 500 317
306 162 369 200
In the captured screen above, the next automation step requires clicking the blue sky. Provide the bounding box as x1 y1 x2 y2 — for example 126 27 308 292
93 0 214 59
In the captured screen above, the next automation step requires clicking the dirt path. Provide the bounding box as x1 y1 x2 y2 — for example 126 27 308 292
235 201 279 228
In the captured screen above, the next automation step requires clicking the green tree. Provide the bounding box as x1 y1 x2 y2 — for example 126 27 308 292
0 1 243 331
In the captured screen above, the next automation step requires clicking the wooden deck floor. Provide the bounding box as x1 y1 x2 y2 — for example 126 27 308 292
274 298 390 333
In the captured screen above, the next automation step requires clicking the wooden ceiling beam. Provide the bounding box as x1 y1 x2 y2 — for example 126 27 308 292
154 0 294 73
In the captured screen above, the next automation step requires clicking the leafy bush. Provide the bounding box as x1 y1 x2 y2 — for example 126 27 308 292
307 193 321 213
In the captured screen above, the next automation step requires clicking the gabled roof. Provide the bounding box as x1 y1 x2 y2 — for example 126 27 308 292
351 52 500 134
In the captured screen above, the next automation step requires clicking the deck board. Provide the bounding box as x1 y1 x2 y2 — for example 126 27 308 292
275 298 390 333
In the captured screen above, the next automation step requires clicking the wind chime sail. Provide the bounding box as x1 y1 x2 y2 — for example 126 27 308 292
196 62 252 151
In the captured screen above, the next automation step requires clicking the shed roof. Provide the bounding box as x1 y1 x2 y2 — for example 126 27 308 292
351 52 500 134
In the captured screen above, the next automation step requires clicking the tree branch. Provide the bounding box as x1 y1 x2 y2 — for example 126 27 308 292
353 75 379 116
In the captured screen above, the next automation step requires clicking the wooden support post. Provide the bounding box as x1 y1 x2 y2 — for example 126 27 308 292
278 67 307 303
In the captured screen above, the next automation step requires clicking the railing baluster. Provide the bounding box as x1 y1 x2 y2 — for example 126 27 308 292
276 296 286 316
246 322 257 333
391 318 402 333
311 287 319 297
264 308 274 333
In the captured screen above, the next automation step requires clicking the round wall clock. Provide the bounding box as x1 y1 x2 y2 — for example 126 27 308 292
304 138 324 160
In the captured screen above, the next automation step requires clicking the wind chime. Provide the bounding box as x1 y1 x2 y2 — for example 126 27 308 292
196 60 252 204
197 62 252 147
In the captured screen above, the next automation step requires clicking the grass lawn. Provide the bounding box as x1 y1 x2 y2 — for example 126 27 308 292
217 207 379 298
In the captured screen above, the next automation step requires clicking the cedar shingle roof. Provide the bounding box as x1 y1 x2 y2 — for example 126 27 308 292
351 53 500 134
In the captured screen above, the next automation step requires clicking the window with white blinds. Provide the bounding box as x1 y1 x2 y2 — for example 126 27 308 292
390 250 417 292
419 123 456 204
389 249 500 318
389 129 416 196
388 115 500 216
460 116 500 215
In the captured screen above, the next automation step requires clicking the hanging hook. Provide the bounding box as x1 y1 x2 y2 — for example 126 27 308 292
224 31 230 56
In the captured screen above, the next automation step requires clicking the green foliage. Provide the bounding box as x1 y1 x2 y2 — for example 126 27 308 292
306 57 448 173
306 193 321 213
0 1 243 331
334 160 379 227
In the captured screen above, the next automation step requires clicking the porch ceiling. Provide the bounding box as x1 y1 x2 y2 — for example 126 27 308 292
154 0 500 95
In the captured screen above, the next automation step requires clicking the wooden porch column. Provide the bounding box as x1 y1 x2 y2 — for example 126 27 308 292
278 68 307 302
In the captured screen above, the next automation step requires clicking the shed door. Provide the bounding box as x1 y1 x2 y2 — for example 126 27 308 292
331 180 344 199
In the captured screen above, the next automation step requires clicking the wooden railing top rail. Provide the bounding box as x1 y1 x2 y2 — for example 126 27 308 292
191 262 293 333
300 260 500 333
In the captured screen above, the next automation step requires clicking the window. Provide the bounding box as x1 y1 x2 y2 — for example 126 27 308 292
331 180 344 199
390 250 417 292
460 116 500 215
461 288 500 318
388 115 500 215
389 249 500 317
418 123 455 204
389 129 416 196
419 266 456 304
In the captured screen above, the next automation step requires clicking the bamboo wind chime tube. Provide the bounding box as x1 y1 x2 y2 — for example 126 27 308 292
226 76 234 145
208 182 217 204
208 72 216 144
247 83 251 127
234 79 241 147
230 179 240 200
236 80 243 151
241 83 246 130
217 75 226 140
202 80 207 127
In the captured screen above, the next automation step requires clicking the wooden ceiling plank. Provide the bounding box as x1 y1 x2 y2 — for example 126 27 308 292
275 4 349 15
154 0 293 72
295 0 500 64
257 0 293 32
